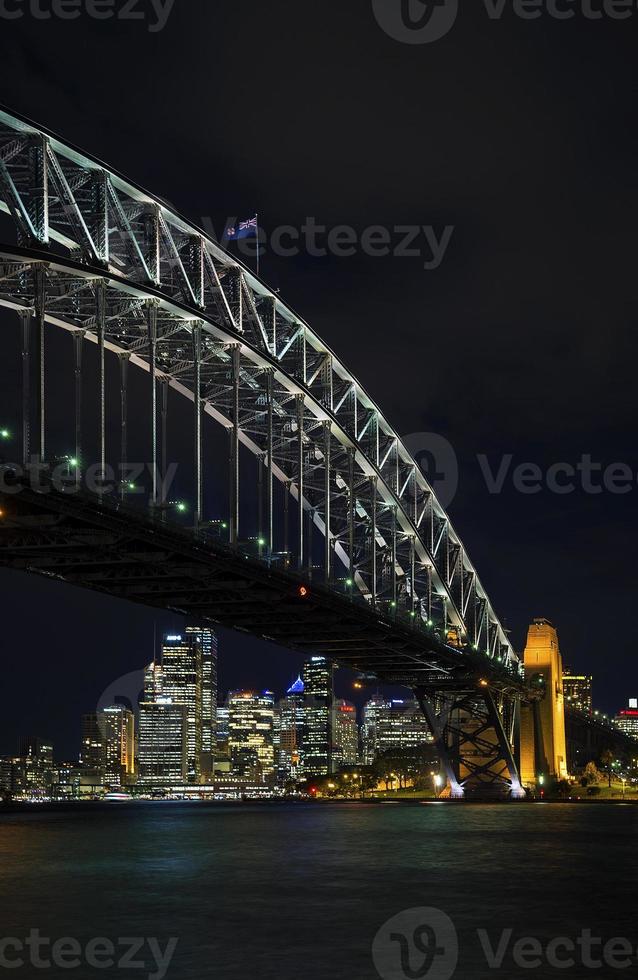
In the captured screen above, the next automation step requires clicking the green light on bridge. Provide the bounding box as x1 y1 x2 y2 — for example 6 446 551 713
0 429 10 440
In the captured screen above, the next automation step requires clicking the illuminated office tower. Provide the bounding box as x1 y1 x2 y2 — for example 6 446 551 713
562 669 593 714
276 676 305 781
216 706 230 760
99 706 135 786
302 657 335 776
143 660 164 700
186 626 218 774
138 699 188 786
332 700 359 767
161 633 203 782
615 700 638 738
361 697 432 763
17 737 55 794
80 713 104 780
227 691 276 783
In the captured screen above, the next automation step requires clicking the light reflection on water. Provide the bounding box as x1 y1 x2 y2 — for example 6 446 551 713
0 802 637 979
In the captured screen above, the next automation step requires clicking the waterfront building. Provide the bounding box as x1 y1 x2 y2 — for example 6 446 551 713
16 737 55 795
361 697 432 764
80 713 104 781
228 690 276 783
138 699 188 786
186 626 218 775
332 700 359 767
99 705 135 786
161 633 203 781
615 701 638 738
302 657 334 776
276 676 305 781
216 706 230 759
563 669 593 714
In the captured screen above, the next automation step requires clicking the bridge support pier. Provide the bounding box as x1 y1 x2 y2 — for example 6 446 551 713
415 685 525 800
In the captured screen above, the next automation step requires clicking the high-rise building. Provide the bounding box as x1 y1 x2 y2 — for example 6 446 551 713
361 697 432 764
80 713 104 781
302 657 334 776
276 676 305 781
216 706 230 755
186 626 218 774
563 669 593 714
17 737 55 794
615 701 638 738
332 700 359 768
138 698 188 787
99 705 135 786
228 691 276 783
161 633 203 782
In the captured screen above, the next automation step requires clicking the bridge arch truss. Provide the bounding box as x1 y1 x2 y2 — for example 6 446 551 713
0 106 521 681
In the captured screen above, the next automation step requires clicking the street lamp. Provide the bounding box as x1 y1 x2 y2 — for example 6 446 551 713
433 773 442 798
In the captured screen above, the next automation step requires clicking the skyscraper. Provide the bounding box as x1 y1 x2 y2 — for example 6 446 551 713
99 705 135 787
161 633 203 782
186 626 218 775
228 691 276 783
138 697 188 787
563 669 593 714
80 713 104 781
302 657 334 777
332 700 359 768
276 676 305 781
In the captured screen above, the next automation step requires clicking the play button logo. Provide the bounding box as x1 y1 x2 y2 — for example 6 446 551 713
372 0 459 44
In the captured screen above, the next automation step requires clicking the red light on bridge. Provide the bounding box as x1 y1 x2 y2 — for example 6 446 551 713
298 585 309 598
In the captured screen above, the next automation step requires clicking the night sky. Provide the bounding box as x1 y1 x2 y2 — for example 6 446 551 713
0 0 637 759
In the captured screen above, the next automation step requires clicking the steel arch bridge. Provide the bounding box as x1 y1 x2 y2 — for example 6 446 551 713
0 106 528 798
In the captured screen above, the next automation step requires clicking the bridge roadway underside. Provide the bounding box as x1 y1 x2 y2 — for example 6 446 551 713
0 482 521 693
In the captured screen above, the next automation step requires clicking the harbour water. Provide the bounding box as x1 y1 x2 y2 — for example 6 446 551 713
1 801 637 979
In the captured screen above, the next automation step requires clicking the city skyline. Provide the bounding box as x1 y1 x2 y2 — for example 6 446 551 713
3 619 635 802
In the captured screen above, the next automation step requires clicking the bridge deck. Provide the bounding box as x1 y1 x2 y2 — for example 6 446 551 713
0 479 524 693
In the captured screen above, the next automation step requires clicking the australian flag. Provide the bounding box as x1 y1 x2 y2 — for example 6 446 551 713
225 216 258 241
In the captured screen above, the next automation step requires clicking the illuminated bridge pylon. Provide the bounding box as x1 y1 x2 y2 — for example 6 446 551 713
0 106 527 798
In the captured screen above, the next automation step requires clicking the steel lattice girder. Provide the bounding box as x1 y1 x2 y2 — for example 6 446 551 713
0 481 526 690
0 105 521 680
416 686 524 798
